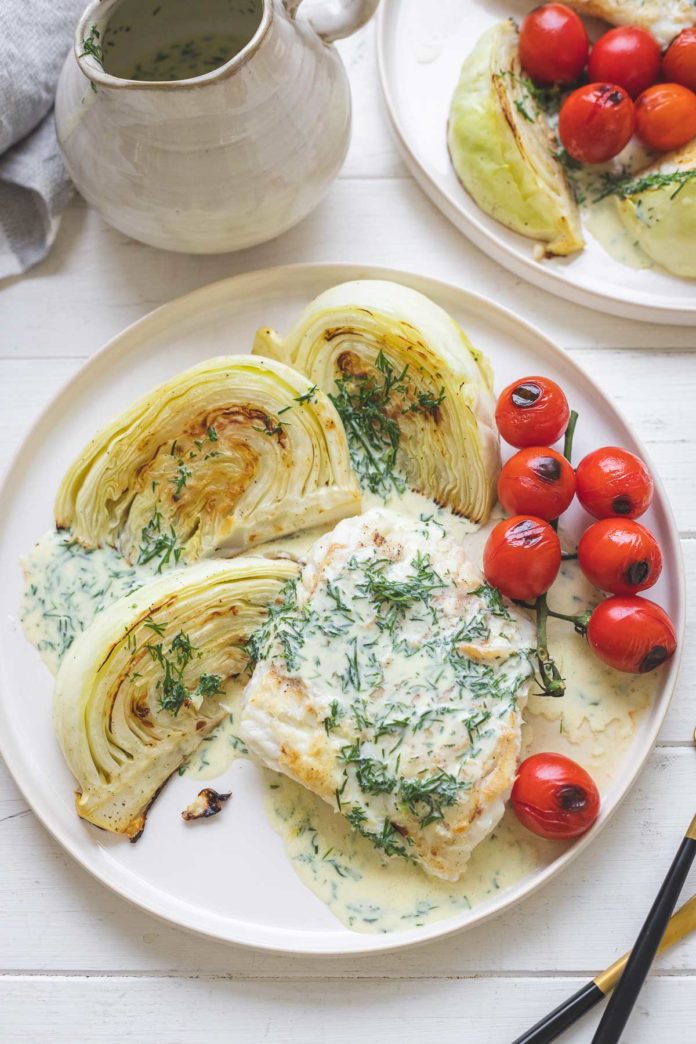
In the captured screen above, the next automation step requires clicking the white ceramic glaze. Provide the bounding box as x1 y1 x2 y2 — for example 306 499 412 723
55 0 378 253
0 263 684 955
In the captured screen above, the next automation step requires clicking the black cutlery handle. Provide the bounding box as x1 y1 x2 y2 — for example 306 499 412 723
591 829 696 1044
511 981 604 1044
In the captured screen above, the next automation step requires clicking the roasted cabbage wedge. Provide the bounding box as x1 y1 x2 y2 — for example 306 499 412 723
55 355 360 567
611 141 696 279
253 280 500 523
448 20 584 258
54 557 300 838
566 1 696 47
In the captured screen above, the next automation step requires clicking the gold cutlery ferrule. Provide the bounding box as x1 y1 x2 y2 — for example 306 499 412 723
593 894 696 994
687 813 696 842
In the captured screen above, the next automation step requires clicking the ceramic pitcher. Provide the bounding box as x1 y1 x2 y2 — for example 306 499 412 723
55 0 378 253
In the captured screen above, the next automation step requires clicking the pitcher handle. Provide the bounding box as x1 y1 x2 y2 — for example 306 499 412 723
284 0 380 43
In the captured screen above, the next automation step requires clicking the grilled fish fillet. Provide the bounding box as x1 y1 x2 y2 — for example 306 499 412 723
240 510 535 882
567 1 695 45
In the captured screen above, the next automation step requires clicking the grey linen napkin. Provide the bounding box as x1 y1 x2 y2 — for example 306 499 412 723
0 0 87 278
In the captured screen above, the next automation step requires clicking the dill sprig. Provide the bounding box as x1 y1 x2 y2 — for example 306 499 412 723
472 582 511 620
323 699 342 735
595 167 696 202
328 350 445 499
244 580 310 673
339 743 397 796
399 770 468 828
357 550 445 626
146 630 222 715
346 810 413 860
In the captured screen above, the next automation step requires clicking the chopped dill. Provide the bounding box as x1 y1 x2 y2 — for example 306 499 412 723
137 507 184 572
515 98 534 123
323 699 343 735
472 582 511 620
80 25 104 65
171 461 192 497
328 350 446 499
398 770 468 828
146 630 222 715
295 384 318 405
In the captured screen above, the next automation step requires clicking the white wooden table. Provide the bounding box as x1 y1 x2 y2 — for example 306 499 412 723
2 22 696 1043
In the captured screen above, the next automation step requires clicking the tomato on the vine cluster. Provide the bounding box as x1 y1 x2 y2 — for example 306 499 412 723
483 516 561 601
586 596 677 674
490 372 676 684
578 518 662 595
519 3 589 84
511 753 600 840
495 376 570 448
498 447 576 520
575 446 654 519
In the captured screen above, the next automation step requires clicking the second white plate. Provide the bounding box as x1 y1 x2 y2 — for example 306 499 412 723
377 0 696 325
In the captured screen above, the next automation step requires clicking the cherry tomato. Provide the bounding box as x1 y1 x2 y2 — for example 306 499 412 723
586 595 677 673
578 518 662 595
575 446 653 519
498 447 576 521
519 4 589 84
587 27 661 99
559 83 635 164
511 753 600 840
662 28 696 93
635 83 696 152
495 376 570 448
483 516 561 601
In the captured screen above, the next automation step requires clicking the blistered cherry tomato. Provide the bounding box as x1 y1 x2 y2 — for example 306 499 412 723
483 516 561 601
635 83 696 151
511 753 600 840
587 596 677 673
495 376 570 448
575 446 653 519
588 27 661 98
578 518 662 595
498 447 576 521
520 4 589 84
559 83 635 164
662 28 696 93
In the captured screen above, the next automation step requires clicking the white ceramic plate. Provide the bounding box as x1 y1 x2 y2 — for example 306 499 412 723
377 0 696 325
0 264 684 955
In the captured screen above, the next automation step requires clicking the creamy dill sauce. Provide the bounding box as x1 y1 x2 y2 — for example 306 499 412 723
20 476 658 934
560 135 666 271
20 532 152 674
264 770 550 933
117 33 250 82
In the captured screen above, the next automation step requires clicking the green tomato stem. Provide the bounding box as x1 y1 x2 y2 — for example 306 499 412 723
563 409 579 464
534 592 566 697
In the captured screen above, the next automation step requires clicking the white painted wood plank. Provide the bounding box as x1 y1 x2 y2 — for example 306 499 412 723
336 25 407 180
1 973 694 1043
1 748 694 975
3 188 696 364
